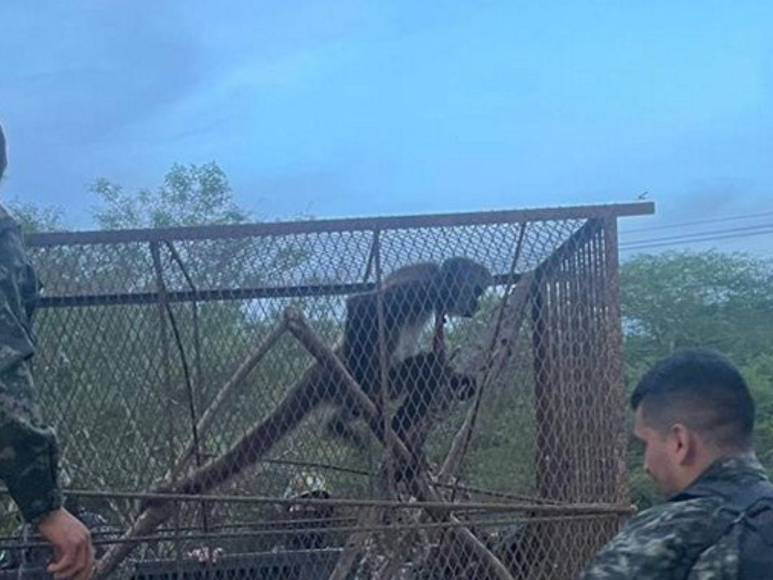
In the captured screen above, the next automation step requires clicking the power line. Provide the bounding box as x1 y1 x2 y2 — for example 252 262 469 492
620 222 773 248
622 229 773 251
621 209 773 236
620 226 773 252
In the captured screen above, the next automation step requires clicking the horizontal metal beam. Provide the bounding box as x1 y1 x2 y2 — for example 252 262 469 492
38 282 373 309
26 202 655 247
37 273 521 309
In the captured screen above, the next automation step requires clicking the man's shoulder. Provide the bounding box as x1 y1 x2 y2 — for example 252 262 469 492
580 498 722 579
582 456 770 579
623 495 721 540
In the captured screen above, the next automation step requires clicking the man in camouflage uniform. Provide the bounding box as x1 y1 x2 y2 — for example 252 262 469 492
0 124 95 578
581 349 773 579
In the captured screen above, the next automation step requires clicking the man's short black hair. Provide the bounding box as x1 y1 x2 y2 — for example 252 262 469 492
631 348 755 450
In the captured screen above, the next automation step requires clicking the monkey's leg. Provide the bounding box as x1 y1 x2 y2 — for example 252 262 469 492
384 354 443 483
388 353 446 440
320 370 389 450
388 355 478 483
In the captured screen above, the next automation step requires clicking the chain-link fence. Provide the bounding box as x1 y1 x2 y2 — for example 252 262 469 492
0 203 653 579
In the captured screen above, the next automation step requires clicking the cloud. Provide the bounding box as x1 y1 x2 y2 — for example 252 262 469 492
2 0 772 231
0 3 223 149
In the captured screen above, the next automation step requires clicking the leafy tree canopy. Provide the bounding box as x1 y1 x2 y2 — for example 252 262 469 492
92 162 250 229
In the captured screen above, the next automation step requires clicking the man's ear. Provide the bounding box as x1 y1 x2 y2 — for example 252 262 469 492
670 423 696 464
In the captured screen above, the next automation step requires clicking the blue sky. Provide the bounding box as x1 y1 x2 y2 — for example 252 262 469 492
1 1 772 251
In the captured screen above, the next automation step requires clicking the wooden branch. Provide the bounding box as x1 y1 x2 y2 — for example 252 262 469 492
284 309 513 580
329 505 382 580
165 321 289 481
97 309 513 580
97 324 292 578
283 308 380 418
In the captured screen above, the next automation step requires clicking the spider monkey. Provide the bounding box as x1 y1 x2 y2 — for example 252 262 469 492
157 257 492 497
325 257 492 447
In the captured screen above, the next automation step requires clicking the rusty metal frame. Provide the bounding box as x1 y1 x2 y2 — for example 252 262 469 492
526 216 631 576
15 202 654 580
26 202 653 247
36 273 524 309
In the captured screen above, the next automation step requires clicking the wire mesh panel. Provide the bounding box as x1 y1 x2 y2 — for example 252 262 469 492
0 204 651 579
526 219 629 577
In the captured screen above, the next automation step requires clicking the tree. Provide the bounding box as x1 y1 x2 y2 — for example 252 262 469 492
6 199 65 233
91 162 249 229
23 163 318 533
622 251 773 367
620 250 773 506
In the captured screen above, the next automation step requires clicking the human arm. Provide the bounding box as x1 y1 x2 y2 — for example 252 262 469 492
37 508 94 580
0 220 63 523
0 219 93 577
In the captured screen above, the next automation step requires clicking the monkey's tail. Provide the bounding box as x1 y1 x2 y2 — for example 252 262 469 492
171 366 327 496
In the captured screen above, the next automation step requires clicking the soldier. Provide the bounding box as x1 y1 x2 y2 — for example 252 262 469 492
0 123 95 579
581 348 773 579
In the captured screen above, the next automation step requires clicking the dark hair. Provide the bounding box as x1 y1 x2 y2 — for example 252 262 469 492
0 124 6 180
631 349 755 449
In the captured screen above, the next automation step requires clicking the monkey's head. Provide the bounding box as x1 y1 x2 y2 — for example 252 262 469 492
437 257 492 318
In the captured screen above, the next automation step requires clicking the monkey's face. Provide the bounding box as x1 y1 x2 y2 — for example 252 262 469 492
439 258 492 318
449 279 488 317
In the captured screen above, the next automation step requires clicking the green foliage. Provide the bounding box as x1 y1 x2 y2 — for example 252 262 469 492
6 162 316 535
91 162 249 229
740 353 773 466
10 163 773 527
6 199 65 233
621 251 773 505
622 251 773 366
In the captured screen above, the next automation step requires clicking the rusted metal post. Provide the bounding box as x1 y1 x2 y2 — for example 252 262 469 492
602 217 628 505
149 241 183 571
164 241 212 536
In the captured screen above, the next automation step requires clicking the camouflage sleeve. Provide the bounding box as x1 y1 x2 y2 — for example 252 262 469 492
0 223 62 524
579 502 716 580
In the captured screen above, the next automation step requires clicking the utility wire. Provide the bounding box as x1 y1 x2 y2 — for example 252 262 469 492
622 209 773 235
620 226 773 252
621 222 773 248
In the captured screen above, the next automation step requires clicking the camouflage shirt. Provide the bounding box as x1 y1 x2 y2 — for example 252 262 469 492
580 454 769 579
0 204 62 523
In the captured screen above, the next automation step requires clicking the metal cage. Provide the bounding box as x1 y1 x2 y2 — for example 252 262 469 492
0 202 653 579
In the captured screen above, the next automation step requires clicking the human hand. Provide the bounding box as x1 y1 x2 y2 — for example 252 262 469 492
37 507 95 579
